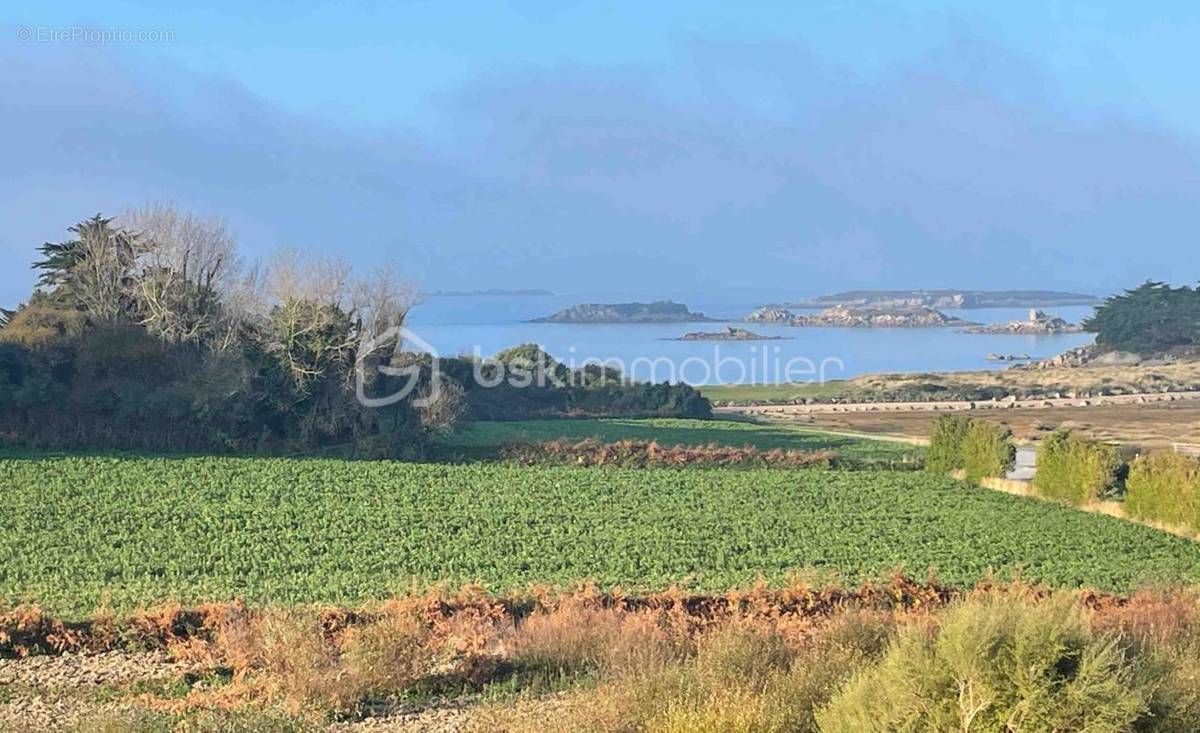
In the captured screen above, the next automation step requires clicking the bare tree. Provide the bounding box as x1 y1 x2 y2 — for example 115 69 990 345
120 203 245 344
121 203 238 292
352 262 421 360
264 250 358 392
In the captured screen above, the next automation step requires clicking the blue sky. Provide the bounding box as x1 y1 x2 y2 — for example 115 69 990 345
3 1 1199 304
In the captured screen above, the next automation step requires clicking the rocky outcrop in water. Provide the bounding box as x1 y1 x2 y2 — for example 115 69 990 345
670 326 787 341
965 310 1083 335
790 305 978 328
986 353 1032 361
745 307 797 324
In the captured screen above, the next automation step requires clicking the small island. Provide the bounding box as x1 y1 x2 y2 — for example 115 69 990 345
745 305 977 328
964 310 1083 335
530 300 716 324
668 326 788 342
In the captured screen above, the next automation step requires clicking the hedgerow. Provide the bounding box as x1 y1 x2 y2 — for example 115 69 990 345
1126 452 1200 531
1034 431 1122 506
925 415 972 475
926 415 1014 483
962 419 1016 484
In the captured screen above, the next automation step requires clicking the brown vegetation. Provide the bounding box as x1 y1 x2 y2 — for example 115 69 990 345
8 579 1200 731
498 438 838 468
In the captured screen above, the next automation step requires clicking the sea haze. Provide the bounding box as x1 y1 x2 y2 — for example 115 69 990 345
404 295 1096 385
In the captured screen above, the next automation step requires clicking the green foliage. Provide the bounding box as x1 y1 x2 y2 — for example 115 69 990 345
1034 431 1123 506
1083 281 1200 354
5 457 1200 615
1126 452 1200 531
925 414 972 475
961 420 1016 483
436 353 712 421
818 594 1151 732
0 292 91 349
926 415 1014 482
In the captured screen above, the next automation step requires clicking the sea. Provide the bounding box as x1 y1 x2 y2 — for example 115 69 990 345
403 293 1096 386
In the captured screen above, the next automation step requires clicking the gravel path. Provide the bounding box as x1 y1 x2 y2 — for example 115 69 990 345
0 651 482 732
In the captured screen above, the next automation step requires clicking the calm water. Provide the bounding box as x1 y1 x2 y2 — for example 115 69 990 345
404 294 1096 385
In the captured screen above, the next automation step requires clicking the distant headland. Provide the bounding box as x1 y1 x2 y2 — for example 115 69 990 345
783 289 1100 309
530 300 717 324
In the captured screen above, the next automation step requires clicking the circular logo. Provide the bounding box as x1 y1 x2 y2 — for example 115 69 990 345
16 26 33 42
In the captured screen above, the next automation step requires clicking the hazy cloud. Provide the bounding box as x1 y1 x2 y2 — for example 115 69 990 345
2 28 1198 307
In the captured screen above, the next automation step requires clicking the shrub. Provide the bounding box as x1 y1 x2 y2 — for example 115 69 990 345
961 419 1015 483
817 594 1150 732
499 439 837 469
1034 430 1122 505
925 414 972 475
925 414 1015 483
1126 452 1200 531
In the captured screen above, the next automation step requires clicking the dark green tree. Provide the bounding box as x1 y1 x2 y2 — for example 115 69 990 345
1083 281 1200 353
32 215 145 320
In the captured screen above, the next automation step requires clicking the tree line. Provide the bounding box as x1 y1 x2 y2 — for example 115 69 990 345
0 207 708 454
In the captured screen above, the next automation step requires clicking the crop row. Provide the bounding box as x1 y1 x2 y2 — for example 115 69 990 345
3 456 1200 615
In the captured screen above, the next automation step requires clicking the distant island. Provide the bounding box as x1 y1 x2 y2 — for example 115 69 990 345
746 305 978 328
668 326 788 342
430 288 554 297
964 309 1083 335
531 300 717 324
783 289 1100 309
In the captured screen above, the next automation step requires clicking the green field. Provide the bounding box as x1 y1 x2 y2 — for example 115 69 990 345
4 456 1200 616
435 417 920 467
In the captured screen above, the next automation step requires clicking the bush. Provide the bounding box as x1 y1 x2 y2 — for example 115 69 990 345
817 594 1151 732
925 414 972 476
961 419 1016 483
928 415 1015 483
926 415 1012 484
1034 431 1122 505
1126 452 1200 531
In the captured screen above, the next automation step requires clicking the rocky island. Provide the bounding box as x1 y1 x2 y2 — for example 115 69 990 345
745 305 977 328
530 300 716 324
965 310 1083 335
745 306 797 324
785 289 1100 309
669 326 787 341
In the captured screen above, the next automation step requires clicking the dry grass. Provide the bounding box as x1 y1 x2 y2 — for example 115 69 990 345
20 580 1200 731
733 398 1200 448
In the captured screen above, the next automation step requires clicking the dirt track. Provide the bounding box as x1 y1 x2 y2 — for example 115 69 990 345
719 391 1200 446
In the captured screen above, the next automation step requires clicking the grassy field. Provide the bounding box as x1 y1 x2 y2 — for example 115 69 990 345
435 417 921 466
699 381 851 403
5 455 1200 615
700 360 1200 404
